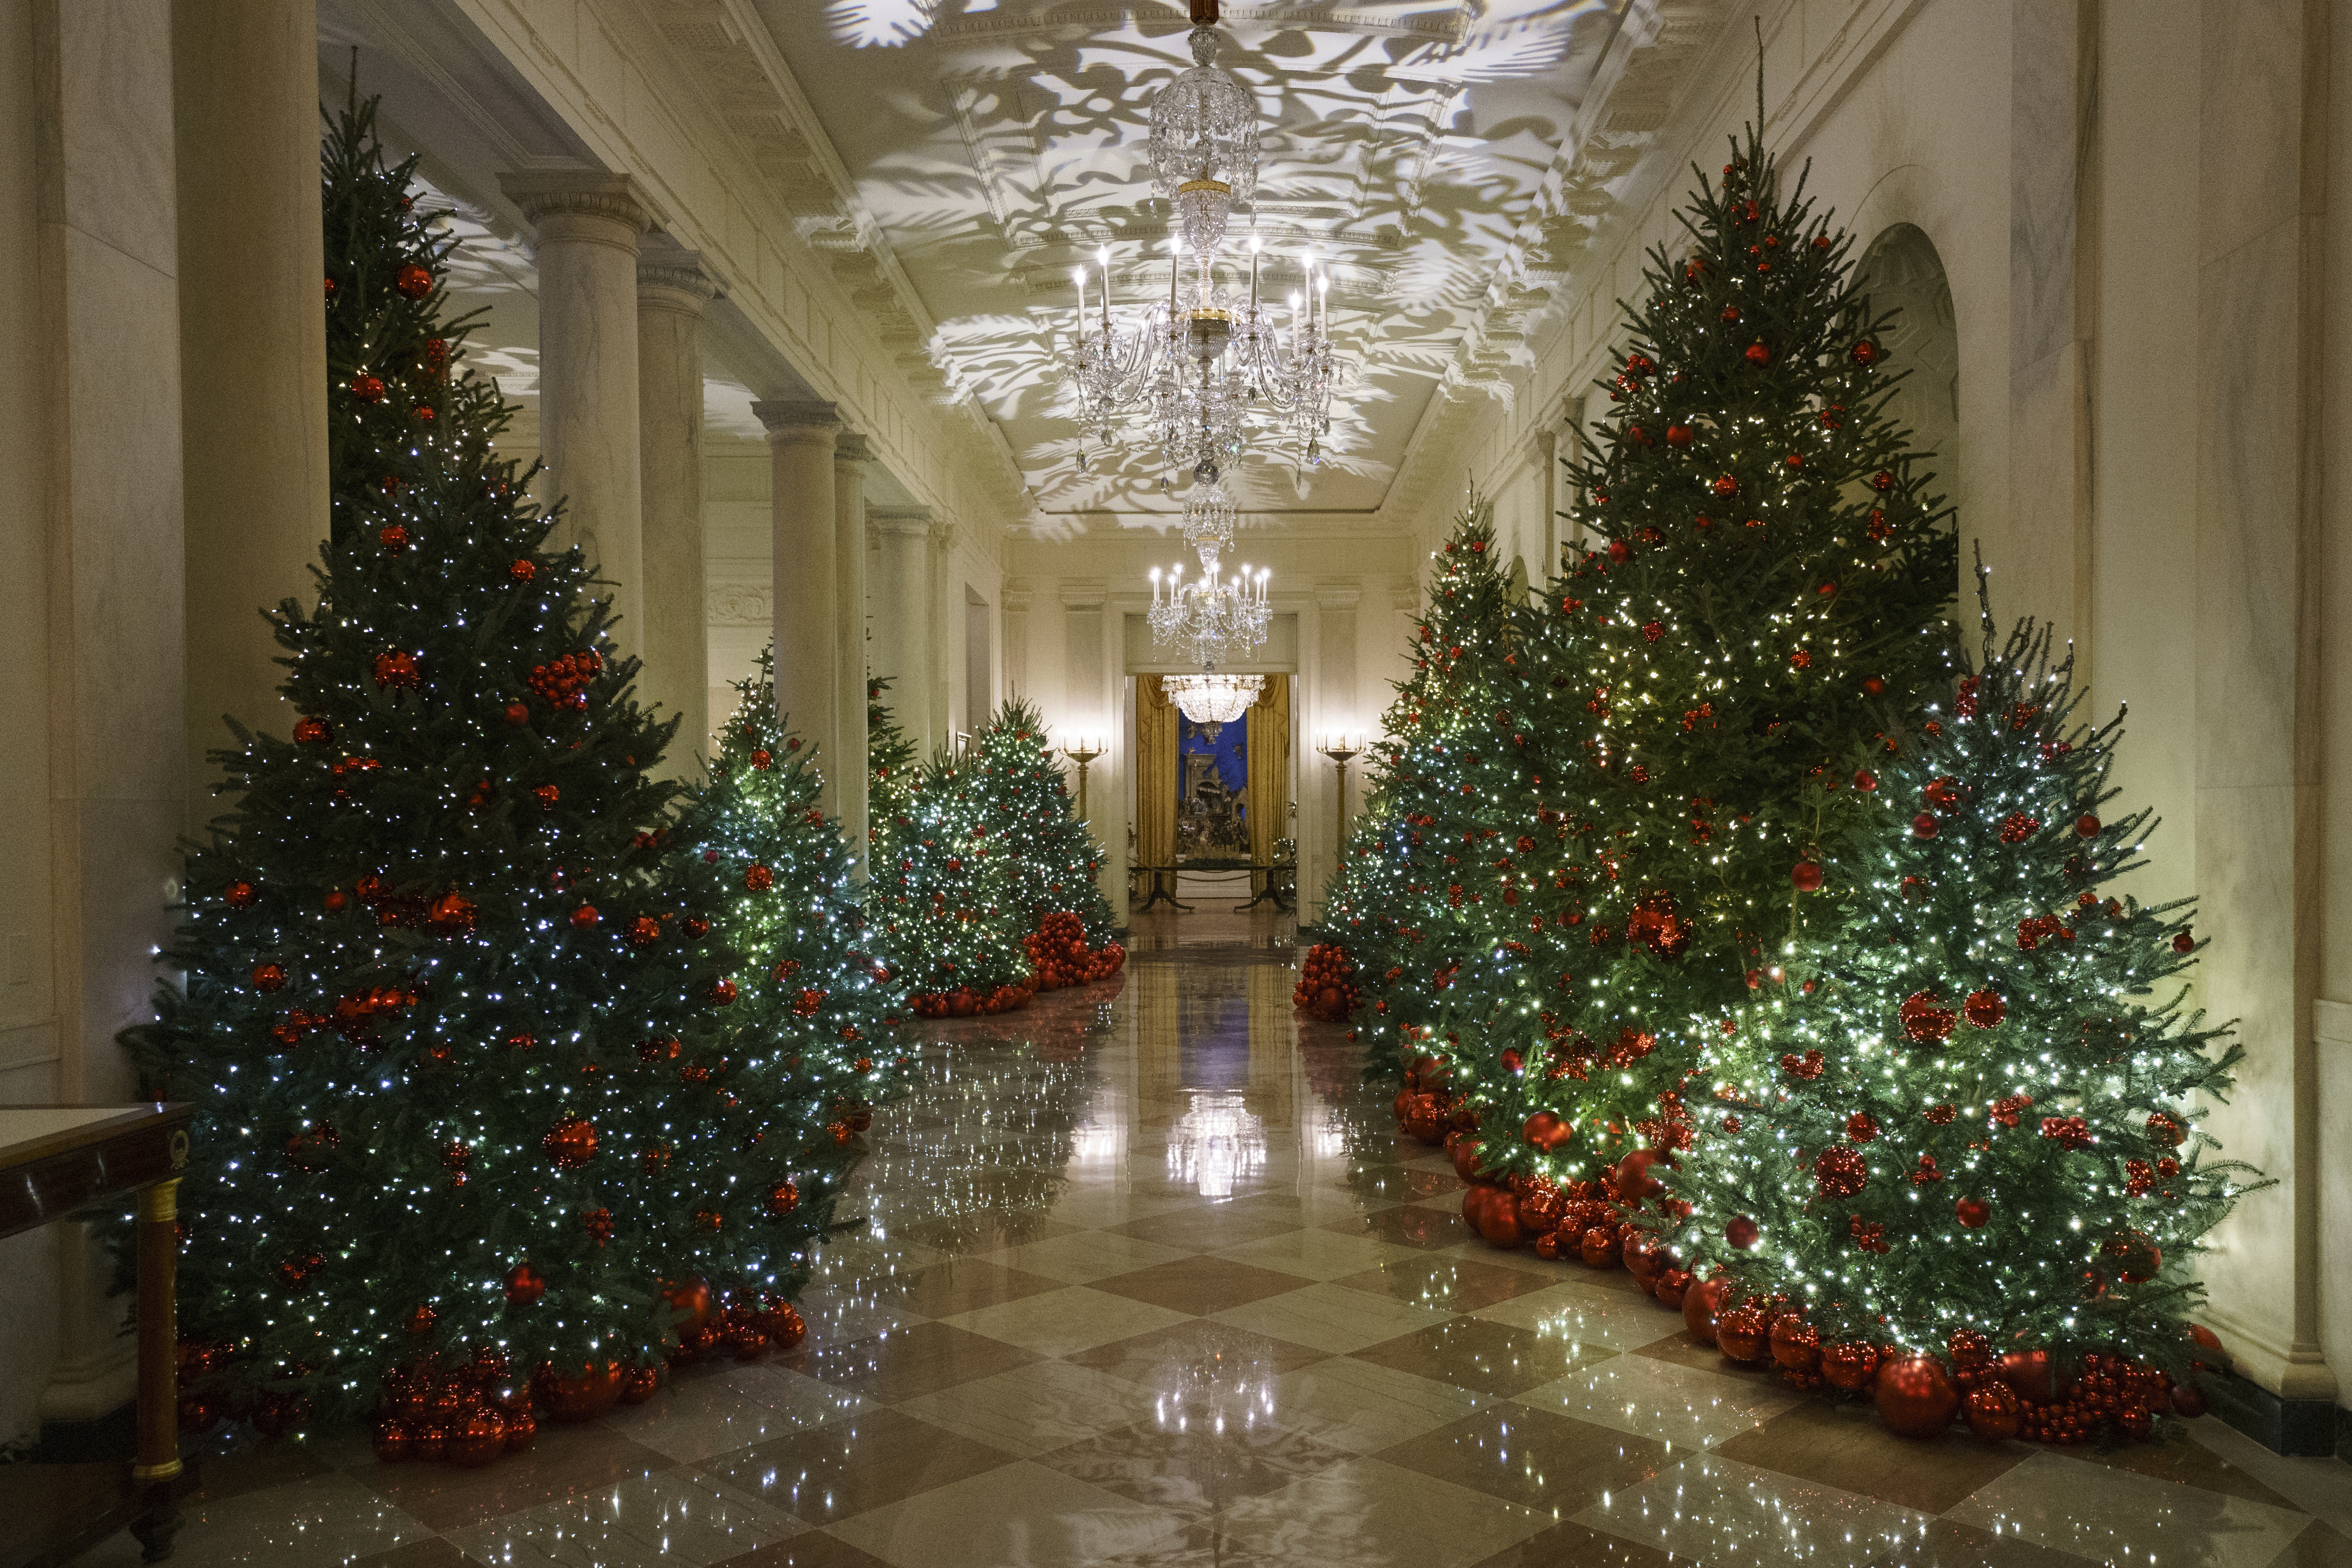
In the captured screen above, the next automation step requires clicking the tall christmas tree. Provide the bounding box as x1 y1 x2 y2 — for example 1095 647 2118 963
1662 580 2256 1443
867 675 919 827
969 699 1124 988
124 92 728 1446
1442 126 1960 1226
875 750 1035 1017
659 649 912 1360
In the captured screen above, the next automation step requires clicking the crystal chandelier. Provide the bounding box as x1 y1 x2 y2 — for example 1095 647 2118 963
1147 539 1270 671
1065 0 1343 483
1163 673 1263 740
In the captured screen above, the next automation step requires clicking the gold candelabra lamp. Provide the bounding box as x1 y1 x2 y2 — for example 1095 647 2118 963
1060 734 1105 823
1316 732 1362 864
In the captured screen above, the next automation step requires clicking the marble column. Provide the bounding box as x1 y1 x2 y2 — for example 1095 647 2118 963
173 0 328 832
833 434 873 867
498 173 649 656
869 506 935 748
999 578 1032 707
635 250 717 771
931 521 960 746
752 401 840 816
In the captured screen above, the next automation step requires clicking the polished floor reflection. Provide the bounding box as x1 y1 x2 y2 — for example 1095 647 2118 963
71 912 2352 1566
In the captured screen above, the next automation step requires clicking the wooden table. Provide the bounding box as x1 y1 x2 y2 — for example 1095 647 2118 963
0 1103 194 1566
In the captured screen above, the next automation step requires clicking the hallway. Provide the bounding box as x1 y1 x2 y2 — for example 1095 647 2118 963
73 929 2352 1567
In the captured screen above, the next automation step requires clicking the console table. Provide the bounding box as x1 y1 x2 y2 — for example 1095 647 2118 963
0 1103 194 1566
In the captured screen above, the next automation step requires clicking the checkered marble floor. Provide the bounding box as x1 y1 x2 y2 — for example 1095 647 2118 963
71 926 2352 1568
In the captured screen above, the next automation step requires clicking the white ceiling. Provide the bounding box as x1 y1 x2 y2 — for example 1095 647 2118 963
755 1 1643 519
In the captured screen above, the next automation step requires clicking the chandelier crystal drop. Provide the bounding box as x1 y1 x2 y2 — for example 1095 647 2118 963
1063 1 1344 479
1163 673 1263 740
1182 476 1237 557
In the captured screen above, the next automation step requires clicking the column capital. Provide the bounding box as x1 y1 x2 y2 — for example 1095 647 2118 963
1059 578 1108 611
499 171 652 241
868 504 932 540
1316 578 1362 611
1000 576 1033 614
637 249 720 313
753 400 841 444
835 431 875 466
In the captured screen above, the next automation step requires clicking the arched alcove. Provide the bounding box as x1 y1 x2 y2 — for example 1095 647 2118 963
1854 224 1961 514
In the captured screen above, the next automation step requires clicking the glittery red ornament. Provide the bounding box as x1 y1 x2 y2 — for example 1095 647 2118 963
709 978 739 1006
1813 1146 1867 1198
223 880 258 909
373 649 421 690
350 373 385 403
629 916 661 947
582 1208 613 1245
378 524 411 553
749 748 772 770
1875 1354 1959 1437
744 864 774 893
1899 989 1956 1043
294 715 332 745
395 263 433 299
541 1116 598 1168
504 1263 546 1307
1963 989 2006 1028
767 1180 800 1216
1845 1112 1879 1143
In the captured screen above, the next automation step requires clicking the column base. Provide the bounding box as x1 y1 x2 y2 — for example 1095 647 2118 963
2202 1370 2343 1457
34 1399 135 1463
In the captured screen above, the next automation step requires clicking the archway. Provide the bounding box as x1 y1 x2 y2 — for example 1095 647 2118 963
1855 223 1961 514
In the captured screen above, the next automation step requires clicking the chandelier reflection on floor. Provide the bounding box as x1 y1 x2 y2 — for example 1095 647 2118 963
1065 1 1342 483
1165 1089 1267 1199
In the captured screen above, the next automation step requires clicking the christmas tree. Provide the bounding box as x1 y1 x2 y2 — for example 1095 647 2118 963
658 649 912 1364
1435 125 1960 1228
123 91 734 1448
875 750 1035 1017
1662 577 2256 1442
969 699 1124 989
867 675 919 828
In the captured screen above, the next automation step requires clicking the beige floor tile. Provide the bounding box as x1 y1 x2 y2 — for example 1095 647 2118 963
975 1229 1198 1285
1513 1349 1803 1451
1210 1227 1426 1282
1210 1281 1457 1356
1713 1396 2027 1516
147 1472 435 1568
1574 1449 1931 1568
942 1284 1199 1356
1349 1317 1604 1398
1214 1455 1552 1568
440 1467 804 1567
1470 1280 1686 1351
1947 1449 2316 1568
2120 1417 2348 1531
605 1369 868 1465
1266 1359 1493 1454
824 1459 1182 1568
896 1361 1163 1458
721 1366 875 1427
1034 1417 1354 1517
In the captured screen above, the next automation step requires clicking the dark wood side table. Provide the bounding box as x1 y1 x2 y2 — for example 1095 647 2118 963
0 1103 194 1566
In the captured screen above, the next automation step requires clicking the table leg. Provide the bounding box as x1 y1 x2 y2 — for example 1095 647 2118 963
130 1177 183 1561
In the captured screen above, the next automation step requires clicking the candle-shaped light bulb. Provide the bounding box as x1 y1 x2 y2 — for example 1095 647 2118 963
1317 270 1330 334
1071 266 1088 342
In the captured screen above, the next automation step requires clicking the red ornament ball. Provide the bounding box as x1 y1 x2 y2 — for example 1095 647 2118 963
570 904 599 929
373 649 422 690
1665 424 1693 447
224 880 258 909
1821 1342 1881 1390
2172 931 2196 954
1875 1354 1959 1437
1715 1304 1768 1362
349 373 385 403
2075 814 2101 838
1812 1146 1868 1198
1955 1196 1991 1228
508 559 537 584
1523 1111 1572 1153
744 864 774 893
767 1180 800 1216
749 748 772 770
1912 813 1939 839
1898 989 1956 1043
1743 340 1772 366
1962 988 2006 1028
1725 1215 1760 1250
252 962 287 992
709 978 739 1006
1850 339 1882 367
542 1116 598 1168
406 1303 437 1337
1683 1274 1736 1343
395 263 433 299
379 524 411 553
504 1262 546 1307
1964 1382 2022 1440
505 701 531 726
1790 860 1824 893
293 715 333 745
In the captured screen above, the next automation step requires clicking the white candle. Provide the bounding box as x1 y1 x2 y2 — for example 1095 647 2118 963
1071 265 1087 344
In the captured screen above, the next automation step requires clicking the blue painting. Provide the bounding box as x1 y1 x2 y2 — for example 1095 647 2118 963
1176 713 1249 857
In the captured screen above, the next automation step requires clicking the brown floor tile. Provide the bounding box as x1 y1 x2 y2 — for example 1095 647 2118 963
2049 1429 2311 1513
1350 1318 1601 1399
695 1405 1015 1524
1864 1517 2110 1568
891 1257 1073 1318
355 1422 673 1533
1329 1256 1558 1314
1468 1518 1694 1567
1091 1256 1313 1316
784 1318 1040 1401
1632 1326 1786 1379
2266 1520 2352 1568
1111 1205 1311 1251
1569 1261 1652 1296
1063 1319 1330 1388
897 1211 1081 1254
184 1437 350 1505
713 1529 904 1567
1034 1417 1354 1515
1715 1395 2027 1514
1339 1163 1468 1204
348 1540 478 1568
1375 1406 1672 1514
1324 1201 1476 1252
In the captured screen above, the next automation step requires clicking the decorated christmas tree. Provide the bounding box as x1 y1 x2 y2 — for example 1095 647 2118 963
867 675 919 827
969 699 1124 989
875 751 1035 1017
658 649 912 1365
1662 579 2255 1443
123 90 737 1457
1440 125 1960 1234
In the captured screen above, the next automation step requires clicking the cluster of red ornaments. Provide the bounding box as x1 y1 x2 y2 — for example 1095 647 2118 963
1293 943 1361 1022
1023 911 1126 991
524 650 604 713
370 1350 553 1468
909 979 1035 1018
661 1277 808 1366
